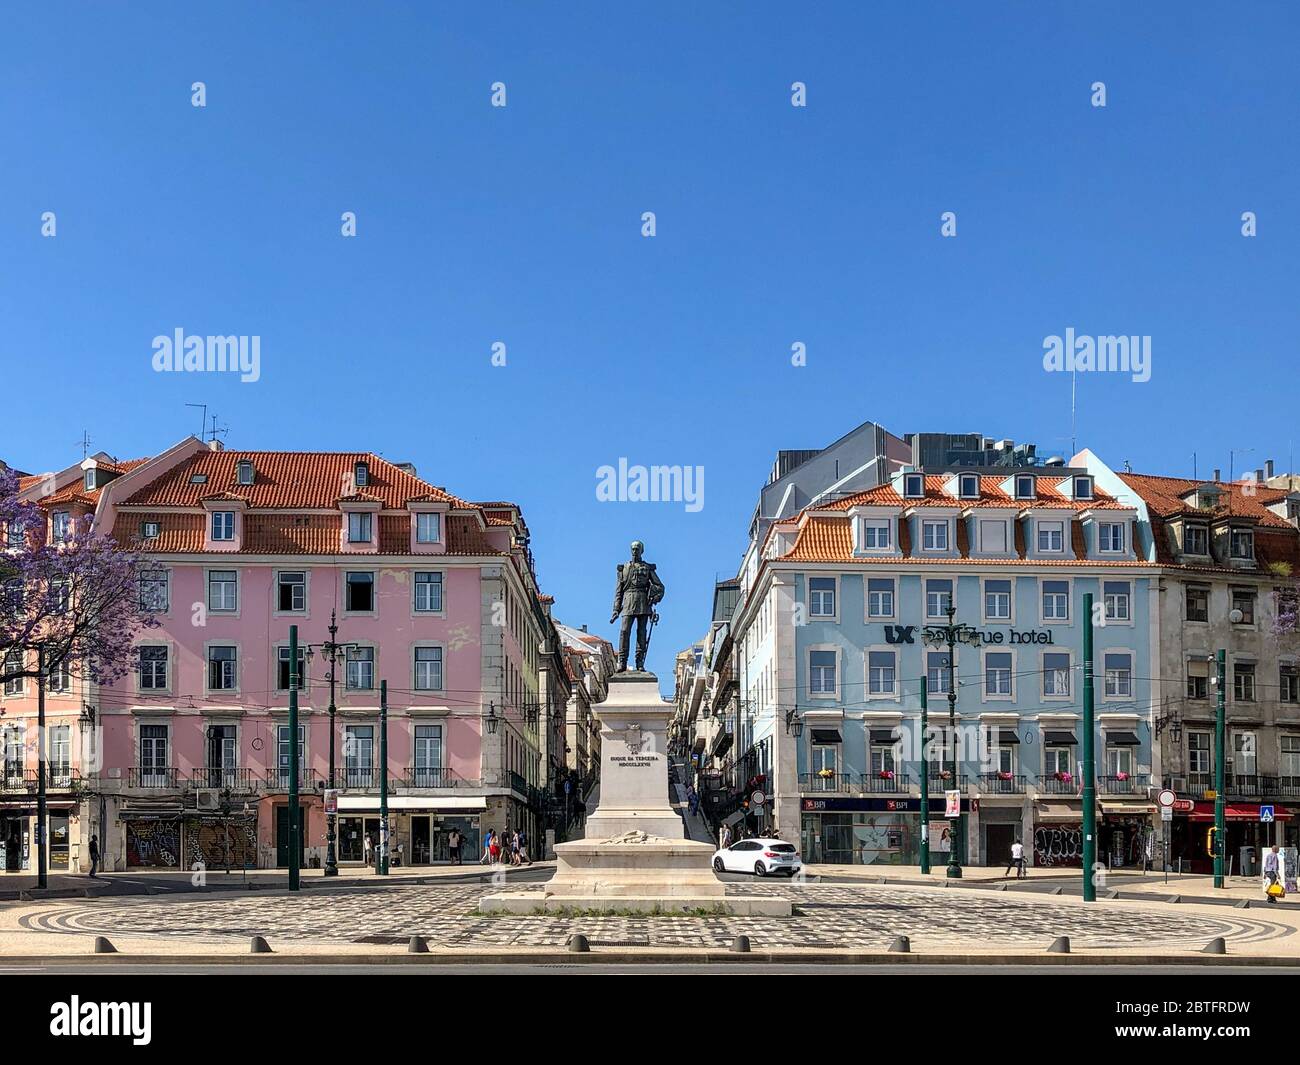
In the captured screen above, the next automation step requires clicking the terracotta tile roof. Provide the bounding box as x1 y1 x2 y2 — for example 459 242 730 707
820 474 1129 512
37 458 151 508
1119 472 1293 529
124 451 472 510
111 512 206 553
782 515 1153 567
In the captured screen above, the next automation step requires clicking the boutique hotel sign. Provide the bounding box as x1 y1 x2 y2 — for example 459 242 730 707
883 623 1057 647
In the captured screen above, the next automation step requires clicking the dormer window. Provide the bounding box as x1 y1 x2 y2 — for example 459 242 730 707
211 511 235 541
1015 475 1036 500
83 469 96 492
903 473 924 498
959 474 979 499
1196 486 1221 510
140 520 161 540
347 512 373 543
415 512 441 544
1185 525 1209 556
354 462 369 488
236 460 254 486
51 511 71 543
1074 475 1093 500
1230 528 1254 560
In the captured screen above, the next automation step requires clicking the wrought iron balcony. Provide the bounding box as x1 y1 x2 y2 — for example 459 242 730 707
129 767 181 789
1099 773 1149 795
264 767 322 793
800 772 852 793
405 766 459 789
978 772 1027 795
187 767 257 792
341 767 377 789
1036 775 1079 795
1 767 82 792
859 771 907 794
1186 772 1214 795
928 771 966 791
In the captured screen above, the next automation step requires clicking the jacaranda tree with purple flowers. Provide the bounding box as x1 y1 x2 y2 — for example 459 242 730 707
0 466 156 692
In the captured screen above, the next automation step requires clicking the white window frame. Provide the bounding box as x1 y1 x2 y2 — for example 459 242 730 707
415 512 442 544
275 570 308 614
1102 580 1132 624
413 571 445 614
346 645 376 691
982 577 1014 623
413 645 445 691
959 473 979 499
859 518 892 551
903 473 924 498
1103 651 1133 699
1015 475 1036 500
977 518 1008 555
137 643 170 693
925 578 954 620
1042 650 1072 700
1098 521 1125 554
207 568 239 614
211 511 236 541
807 576 838 620
808 646 839 700
1184 524 1209 556
206 644 239 693
347 511 373 544
1041 578 1070 623
344 571 377 614
921 519 950 552
865 577 896 620
867 647 897 698
1036 519 1065 554
983 649 1015 700
1074 475 1093 500
1230 528 1255 560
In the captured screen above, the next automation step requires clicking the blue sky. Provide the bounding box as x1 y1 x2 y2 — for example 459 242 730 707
2 2 1297 678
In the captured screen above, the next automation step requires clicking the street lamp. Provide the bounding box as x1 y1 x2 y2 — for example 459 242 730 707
783 708 804 738
303 610 360 878
922 606 965 879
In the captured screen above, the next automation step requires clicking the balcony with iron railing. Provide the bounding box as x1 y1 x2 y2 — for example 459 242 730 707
800 772 853 793
128 767 181 790
928 771 966 791
264 767 323 793
186 767 257 792
341 767 377 789
859 771 908 794
0 767 82 792
1186 772 1214 795
405 766 476 789
508 770 529 796
1099 773 1150 795
978 772 1027 795
1036 774 1079 795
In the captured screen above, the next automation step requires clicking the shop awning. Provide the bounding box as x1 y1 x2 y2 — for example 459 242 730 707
711 731 733 758
810 729 843 745
1034 801 1082 822
1102 801 1154 815
1187 802 1292 822
1043 730 1077 746
997 728 1020 745
1107 731 1141 746
869 729 899 744
336 796 488 812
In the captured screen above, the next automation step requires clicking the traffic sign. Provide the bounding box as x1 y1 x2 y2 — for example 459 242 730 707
1160 806 1173 822
1261 804 1275 823
750 790 766 808
1157 789 1176 809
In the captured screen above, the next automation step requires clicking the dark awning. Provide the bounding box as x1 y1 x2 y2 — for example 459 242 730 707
1043 730 1078 746
711 731 733 758
1107 731 1141 746
869 729 899 744
810 728 843 745
998 728 1020 745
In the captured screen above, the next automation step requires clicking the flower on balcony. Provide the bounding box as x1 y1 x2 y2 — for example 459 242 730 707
997 771 1013 781
817 768 834 779
878 769 895 780
1116 771 1129 781
1055 771 1073 783
939 770 952 780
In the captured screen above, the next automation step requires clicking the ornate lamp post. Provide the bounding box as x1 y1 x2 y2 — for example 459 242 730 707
922 605 965 878
304 611 359 878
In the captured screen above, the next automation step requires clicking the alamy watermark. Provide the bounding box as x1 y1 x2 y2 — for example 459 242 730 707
1042 328 1151 383
151 329 261 383
596 458 704 512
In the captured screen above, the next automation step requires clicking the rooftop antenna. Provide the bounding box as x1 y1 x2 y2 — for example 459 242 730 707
1192 452 1197 480
185 403 207 440
75 430 92 460
206 413 229 445
1229 447 1254 485
1070 370 1077 457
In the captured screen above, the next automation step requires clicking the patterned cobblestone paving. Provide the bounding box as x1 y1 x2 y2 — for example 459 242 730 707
19 881 1291 951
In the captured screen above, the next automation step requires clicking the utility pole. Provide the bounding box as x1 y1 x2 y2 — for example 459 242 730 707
288 625 301 891
1214 648 1226 888
919 675 930 875
1082 592 1097 902
378 679 389 875
36 645 48 890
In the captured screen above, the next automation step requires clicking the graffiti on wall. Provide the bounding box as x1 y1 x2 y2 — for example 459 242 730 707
1034 823 1083 867
125 820 181 868
185 818 257 869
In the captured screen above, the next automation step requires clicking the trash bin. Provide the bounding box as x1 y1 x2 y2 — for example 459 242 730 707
1239 846 1258 878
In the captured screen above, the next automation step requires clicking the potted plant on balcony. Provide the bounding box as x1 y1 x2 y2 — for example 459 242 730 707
1116 770 1130 782
1054 770 1072 784
878 768 895 780
939 769 952 780
817 767 834 780
997 770 1013 782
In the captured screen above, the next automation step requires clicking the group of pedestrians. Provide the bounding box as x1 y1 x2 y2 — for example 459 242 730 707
479 828 530 866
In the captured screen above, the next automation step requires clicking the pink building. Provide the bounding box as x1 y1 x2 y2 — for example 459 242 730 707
2 437 564 872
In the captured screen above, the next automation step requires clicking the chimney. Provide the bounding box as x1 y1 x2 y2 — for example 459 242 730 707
1256 468 1265 484
1212 468 1221 482
1267 459 1276 479
580 624 588 633
207 439 224 452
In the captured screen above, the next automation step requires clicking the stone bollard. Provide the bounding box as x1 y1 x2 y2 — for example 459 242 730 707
249 935 273 954
887 935 910 953
567 934 591 953
1202 937 1227 955
1046 936 1071 954
730 935 751 953
93 936 117 954
408 936 429 954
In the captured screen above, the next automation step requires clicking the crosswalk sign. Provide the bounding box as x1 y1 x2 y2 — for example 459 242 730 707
1261 805 1275 823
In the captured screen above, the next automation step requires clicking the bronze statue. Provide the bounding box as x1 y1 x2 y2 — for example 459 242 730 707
610 540 665 672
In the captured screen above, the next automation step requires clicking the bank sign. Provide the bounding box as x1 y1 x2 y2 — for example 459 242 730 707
883 623 1056 647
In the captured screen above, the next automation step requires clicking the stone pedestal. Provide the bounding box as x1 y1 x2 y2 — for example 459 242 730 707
479 672 790 916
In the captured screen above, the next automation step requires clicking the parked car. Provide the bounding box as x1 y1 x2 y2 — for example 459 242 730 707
712 837 801 877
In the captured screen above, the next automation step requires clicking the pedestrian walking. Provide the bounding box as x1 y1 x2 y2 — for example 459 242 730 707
687 785 699 817
510 830 521 866
721 824 733 850
88 834 100 878
1264 845 1284 903
1005 839 1026 878
363 833 374 868
448 828 462 865
518 828 530 865
480 829 494 864
489 831 502 865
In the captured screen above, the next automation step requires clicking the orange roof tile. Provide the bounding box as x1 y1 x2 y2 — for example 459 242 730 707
1119 472 1293 529
819 474 1129 512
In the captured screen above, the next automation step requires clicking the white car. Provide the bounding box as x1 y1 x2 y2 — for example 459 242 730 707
712 837 802 877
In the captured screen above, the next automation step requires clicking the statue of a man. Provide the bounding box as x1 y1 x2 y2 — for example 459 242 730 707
610 540 665 672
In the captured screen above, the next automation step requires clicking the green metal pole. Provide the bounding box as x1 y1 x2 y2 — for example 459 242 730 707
378 679 389 875
1214 649 1226 888
288 624 301 892
919 676 930 875
945 606 962 879
1081 593 1096 902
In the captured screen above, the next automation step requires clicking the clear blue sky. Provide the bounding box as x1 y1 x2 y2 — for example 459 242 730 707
2 2 1297 678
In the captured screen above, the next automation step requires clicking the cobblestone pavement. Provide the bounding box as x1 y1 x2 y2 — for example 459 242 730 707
17 880 1292 951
